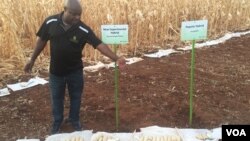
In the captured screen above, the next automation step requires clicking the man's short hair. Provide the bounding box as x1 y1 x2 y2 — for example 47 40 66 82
64 0 81 8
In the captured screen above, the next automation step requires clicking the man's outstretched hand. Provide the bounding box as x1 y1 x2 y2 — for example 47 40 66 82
117 57 126 70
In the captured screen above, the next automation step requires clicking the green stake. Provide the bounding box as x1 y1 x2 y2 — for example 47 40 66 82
189 40 196 126
101 24 128 130
114 45 119 130
181 20 207 126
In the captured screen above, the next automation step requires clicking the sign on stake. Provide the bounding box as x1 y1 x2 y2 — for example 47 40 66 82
101 24 128 130
181 20 208 126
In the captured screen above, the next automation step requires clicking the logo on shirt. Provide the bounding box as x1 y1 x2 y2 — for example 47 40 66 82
70 36 79 43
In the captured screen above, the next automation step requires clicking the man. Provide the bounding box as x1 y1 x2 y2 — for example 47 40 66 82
24 0 126 134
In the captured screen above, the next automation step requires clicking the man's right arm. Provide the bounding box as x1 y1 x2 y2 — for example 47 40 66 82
24 37 47 73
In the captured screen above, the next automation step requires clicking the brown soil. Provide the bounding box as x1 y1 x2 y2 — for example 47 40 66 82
0 34 250 141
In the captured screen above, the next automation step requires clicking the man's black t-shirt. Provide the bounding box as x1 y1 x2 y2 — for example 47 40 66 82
37 12 102 76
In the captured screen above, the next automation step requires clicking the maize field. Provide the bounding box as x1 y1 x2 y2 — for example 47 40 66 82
0 0 250 83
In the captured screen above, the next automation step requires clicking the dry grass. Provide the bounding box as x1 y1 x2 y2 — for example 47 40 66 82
0 0 250 84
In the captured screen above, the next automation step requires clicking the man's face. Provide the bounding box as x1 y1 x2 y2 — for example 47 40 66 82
64 7 82 25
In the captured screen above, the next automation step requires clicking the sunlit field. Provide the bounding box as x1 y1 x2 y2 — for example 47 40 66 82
0 0 250 84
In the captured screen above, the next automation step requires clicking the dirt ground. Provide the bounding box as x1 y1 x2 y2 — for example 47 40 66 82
0 34 250 141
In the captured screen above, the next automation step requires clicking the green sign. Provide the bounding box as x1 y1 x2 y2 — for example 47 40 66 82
101 24 128 44
181 20 208 41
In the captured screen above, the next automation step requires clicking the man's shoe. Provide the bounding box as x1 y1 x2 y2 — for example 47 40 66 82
71 121 82 131
50 123 61 135
65 118 82 131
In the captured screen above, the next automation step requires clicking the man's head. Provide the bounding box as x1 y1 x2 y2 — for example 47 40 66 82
63 0 82 25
